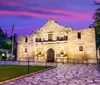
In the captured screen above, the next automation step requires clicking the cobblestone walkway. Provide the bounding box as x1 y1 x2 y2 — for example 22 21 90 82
4 64 100 85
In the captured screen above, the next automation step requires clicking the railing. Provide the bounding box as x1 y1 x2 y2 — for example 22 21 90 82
0 60 57 67
35 39 68 42
0 58 98 66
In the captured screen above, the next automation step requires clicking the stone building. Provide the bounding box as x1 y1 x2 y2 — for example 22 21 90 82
17 20 97 63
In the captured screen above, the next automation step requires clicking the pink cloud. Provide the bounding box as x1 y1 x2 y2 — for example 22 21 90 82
0 8 93 21
95 0 100 2
0 0 21 6
0 0 93 21
34 7 93 20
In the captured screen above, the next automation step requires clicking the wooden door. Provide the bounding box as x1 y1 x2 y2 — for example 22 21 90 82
47 48 54 62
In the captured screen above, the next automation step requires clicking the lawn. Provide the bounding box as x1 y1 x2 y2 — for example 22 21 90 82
0 65 51 82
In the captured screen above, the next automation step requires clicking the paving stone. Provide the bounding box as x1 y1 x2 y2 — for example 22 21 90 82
30 80 39 84
55 75 64 78
58 83 66 85
94 78 100 83
58 79 68 84
4 82 16 85
80 84 86 85
42 76 51 79
86 79 94 83
68 83 77 85
72 79 85 84
3 64 100 85
24 77 33 81
42 79 58 84
65 75 73 79
88 83 99 85
39 82 48 85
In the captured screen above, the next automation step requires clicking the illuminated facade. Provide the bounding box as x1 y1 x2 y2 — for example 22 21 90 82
17 20 96 63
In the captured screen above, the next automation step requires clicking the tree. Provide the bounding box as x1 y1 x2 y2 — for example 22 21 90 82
0 27 12 49
0 27 8 38
93 1 100 48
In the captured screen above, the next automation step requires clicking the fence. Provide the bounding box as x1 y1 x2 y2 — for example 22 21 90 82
0 58 99 65
0 60 57 67
0 58 99 74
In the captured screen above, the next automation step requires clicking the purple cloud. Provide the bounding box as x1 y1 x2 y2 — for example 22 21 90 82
0 8 93 21
0 0 96 35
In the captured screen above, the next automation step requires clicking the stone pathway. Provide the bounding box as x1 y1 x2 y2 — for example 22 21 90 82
4 64 100 85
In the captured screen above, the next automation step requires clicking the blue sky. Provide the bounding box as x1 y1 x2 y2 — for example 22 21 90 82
0 0 99 36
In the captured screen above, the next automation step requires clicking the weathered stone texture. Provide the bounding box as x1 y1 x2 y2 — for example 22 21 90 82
17 20 96 63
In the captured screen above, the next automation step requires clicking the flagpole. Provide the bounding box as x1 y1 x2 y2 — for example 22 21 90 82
11 24 14 60
12 32 13 60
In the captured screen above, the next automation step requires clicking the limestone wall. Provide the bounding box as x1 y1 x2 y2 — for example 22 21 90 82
67 28 96 63
17 20 96 63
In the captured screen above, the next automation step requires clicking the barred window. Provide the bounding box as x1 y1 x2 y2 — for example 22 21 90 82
25 37 28 42
57 36 59 40
48 34 53 41
35 38 38 42
64 36 68 40
60 37 63 41
77 32 81 39
25 48 27 53
79 46 83 51
35 38 41 42
43 38 45 41
39 38 41 42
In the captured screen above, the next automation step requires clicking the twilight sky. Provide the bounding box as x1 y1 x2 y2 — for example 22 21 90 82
0 0 99 36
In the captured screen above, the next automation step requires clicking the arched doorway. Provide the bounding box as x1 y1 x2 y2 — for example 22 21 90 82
47 48 54 62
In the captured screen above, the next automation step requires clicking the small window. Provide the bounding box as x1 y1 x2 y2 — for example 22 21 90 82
64 36 68 40
60 37 63 41
48 34 53 41
79 46 83 51
39 38 41 42
25 37 28 42
57 36 59 40
35 38 38 42
25 48 27 53
77 32 81 39
43 38 45 41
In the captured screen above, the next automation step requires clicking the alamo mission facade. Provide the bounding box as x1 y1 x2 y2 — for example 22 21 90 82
17 20 97 63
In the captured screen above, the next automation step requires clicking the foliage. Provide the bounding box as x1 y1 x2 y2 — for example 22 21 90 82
0 50 2 56
0 27 17 50
0 27 12 49
0 27 7 38
0 39 12 49
93 1 100 48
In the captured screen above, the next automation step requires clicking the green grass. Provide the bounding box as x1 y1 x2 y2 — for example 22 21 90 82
0 65 52 82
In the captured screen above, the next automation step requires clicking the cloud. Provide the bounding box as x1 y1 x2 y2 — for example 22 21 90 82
0 0 94 12
0 0 22 6
34 7 93 19
95 0 100 2
0 0 94 21
0 0 95 36
0 0 94 23
0 7 93 21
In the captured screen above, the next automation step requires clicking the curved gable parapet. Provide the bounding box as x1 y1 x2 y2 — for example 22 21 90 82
32 19 72 36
